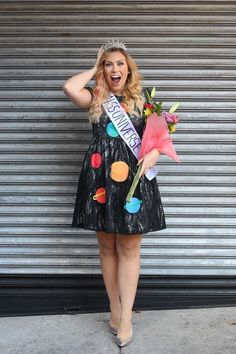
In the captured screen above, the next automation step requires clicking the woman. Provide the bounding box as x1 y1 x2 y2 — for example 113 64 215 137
63 40 166 348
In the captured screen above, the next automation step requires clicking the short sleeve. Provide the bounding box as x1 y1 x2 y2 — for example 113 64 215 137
85 86 94 98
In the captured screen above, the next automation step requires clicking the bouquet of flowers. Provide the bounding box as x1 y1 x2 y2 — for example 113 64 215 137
126 87 181 202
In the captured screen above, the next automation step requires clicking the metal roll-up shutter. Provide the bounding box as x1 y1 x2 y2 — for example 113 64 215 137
0 1 235 282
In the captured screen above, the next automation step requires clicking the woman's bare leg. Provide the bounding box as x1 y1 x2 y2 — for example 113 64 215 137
96 231 121 328
116 233 142 339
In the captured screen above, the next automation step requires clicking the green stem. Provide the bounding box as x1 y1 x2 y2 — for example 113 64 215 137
126 165 142 202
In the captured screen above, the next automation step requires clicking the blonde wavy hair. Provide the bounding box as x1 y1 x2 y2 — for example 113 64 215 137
89 48 145 123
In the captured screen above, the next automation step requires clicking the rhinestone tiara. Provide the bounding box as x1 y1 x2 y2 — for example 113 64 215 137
102 39 127 52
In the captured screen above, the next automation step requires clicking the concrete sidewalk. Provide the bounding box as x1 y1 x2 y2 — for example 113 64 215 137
0 307 236 354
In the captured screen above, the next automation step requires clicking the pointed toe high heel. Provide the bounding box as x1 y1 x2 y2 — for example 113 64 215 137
115 323 133 348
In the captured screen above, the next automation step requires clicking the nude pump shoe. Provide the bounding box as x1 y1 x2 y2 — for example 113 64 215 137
115 323 133 348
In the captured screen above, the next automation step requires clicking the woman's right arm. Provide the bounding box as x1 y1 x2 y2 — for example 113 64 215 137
63 47 104 109
63 68 96 109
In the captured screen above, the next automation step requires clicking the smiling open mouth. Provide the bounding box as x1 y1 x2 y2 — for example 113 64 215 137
111 75 121 84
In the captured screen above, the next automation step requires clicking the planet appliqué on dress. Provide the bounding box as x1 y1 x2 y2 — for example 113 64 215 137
110 161 129 182
90 152 103 168
106 122 119 137
124 197 142 213
93 187 106 204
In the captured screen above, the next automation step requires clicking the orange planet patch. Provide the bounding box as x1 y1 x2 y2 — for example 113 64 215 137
110 161 129 182
93 187 106 204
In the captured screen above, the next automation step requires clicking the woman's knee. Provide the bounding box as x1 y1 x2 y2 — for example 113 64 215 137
96 231 117 256
116 234 142 258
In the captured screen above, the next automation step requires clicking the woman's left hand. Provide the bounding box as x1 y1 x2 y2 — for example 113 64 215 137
137 148 161 177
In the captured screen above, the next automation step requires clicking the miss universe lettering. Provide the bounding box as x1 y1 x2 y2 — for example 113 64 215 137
103 95 141 157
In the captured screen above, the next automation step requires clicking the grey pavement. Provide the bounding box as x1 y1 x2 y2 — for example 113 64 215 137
0 307 236 354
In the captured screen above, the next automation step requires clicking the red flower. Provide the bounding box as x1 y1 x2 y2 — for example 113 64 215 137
144 103 154 109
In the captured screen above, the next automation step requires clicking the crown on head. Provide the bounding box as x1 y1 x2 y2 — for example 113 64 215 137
103 39 127 52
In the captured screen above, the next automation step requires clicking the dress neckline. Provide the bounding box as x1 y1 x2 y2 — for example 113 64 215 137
114 94 124 101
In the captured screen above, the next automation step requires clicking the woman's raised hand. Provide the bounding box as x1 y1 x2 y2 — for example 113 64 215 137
93 46 105 71
63 45 106 108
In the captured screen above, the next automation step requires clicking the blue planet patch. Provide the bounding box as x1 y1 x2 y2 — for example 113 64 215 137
124 197 142 213
106 122 119 137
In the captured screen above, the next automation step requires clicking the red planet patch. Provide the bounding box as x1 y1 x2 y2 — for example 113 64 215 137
91 152 102 168
93 187 106 204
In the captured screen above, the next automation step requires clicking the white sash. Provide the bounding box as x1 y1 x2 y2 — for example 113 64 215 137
102 94 157 180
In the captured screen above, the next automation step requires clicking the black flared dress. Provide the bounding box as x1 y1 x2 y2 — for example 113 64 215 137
72 92 166 234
